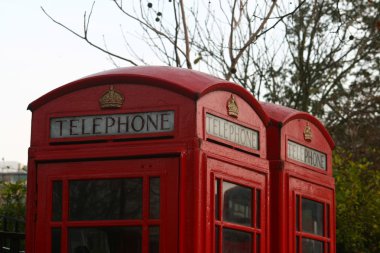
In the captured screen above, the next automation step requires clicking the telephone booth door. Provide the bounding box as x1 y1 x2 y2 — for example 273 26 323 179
35 157 179 253
208 158 268 253
289 177 335 253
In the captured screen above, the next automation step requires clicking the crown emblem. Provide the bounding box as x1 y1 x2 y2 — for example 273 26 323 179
99 86 124 109
304 122 312 142
227 94 239 118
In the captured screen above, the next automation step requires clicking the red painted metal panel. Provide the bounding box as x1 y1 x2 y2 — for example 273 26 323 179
29 83 195 147
261 101 335 253
260 102 334 150
198 90 268 159
28 67 269 126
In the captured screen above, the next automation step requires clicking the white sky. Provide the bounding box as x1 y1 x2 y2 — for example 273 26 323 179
0 0 287 165
0 0 133 164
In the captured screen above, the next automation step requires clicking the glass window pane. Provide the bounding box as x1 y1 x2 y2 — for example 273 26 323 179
149 177 160 219
51 228 61 253
302 238 324 253
296 195 300 231
256 234 260 253
215 179 220 220
149 226 160 253
69 226 142 253
326 204 330 237
69 178 142 220
52 181 62 221
222 228 252 253
256 189 261 228
302 198 323 235
215 226 220 253
223 181 252 226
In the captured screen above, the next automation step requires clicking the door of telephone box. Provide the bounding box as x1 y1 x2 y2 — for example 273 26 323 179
35 157 179 253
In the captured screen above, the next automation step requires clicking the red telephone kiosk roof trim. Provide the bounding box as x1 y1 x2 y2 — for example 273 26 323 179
28 66 270 126
260 102 335 149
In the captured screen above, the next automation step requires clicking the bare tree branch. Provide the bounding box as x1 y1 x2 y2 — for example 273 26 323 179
256 0 306 40
225 0 278 80
41 6 138 66
179 0 192 68
112 0 188 59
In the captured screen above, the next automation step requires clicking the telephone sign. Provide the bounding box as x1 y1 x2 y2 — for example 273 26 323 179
205 113 259 151
287 140 327 170
50 110 175 138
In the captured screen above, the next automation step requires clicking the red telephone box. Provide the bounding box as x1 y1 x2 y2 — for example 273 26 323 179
261 102 335 253
27 66 271 253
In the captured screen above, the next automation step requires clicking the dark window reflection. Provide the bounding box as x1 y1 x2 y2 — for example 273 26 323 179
223 181 252 226
326 204 330 237
222 228 252 253
256 190 260 228
149 177 160 219
69 227 142 253
296 195 300 231
215 179 220 220
215 226 220 253
302 198 323 235
149 226 160 253
69 178 142 220
51 228 61 253
52 181 62 221
302 238 324 253
256 233 260 253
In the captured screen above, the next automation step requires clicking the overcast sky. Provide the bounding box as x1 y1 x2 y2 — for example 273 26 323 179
0 0 129 164
0 0 281 164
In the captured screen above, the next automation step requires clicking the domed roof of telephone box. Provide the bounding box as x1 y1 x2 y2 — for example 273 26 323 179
28 66 270 125
260 102 335 149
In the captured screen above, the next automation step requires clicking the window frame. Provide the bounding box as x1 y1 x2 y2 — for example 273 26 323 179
212 173 264 253
294 193 331 253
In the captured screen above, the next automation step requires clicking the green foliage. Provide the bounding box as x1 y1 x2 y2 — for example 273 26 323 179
334 149 380 253
0 181 26 218
0 181 27 231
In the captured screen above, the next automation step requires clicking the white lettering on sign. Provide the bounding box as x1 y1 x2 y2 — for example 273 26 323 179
50 111 174 138
206 113 259 151
287 140 327 170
